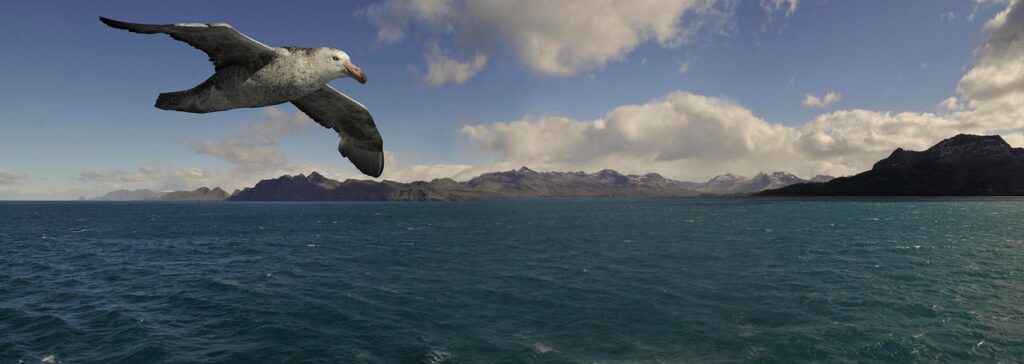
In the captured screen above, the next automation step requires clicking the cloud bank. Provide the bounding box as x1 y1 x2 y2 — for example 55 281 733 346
0 169 27 185
457 91 968 180
364 0 737 82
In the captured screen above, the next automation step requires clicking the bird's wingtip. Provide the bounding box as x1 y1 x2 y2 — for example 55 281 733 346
338 140 385 178
98 16 129 30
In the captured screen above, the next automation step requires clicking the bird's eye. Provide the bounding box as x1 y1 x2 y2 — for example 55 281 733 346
332 56 340 61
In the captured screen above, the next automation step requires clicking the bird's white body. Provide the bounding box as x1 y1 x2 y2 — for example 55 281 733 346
158 48 349 113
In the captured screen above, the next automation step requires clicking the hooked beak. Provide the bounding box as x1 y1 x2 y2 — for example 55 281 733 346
343 60 367 84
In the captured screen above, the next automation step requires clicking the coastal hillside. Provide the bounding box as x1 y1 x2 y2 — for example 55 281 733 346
160 187 230 201
759 134 1024 196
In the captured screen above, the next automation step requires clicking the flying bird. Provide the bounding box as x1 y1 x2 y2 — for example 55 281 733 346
99 17 384 177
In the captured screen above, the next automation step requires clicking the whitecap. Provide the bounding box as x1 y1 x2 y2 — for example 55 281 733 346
41 355 59 364
533 343 556 353
423 350 452 364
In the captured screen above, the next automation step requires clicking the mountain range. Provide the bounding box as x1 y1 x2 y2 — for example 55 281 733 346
90 168 829 201
226 167 830 201
228 168 700 201
82 134 1024 200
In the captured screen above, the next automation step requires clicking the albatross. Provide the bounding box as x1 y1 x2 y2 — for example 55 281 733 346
99 17 384 177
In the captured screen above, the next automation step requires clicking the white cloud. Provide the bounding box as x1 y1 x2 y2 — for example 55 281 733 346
184 107 311 173
188 139 287 172
372 151 481 181
72 108 319 194
677 60 691 74
361 0 455 43
956 0 1024 129
461 91 812 180
941 11 956 21
801 91 842 108
759 0 800 32
78 167 155 183
761 0 799 17
363 0 735 80
939 96 962 111
424 44 488 86
247 107 311 144
970 0 1009 22
0 169 27 185
1003 131 1024 146
77 167 221 191
796 110 964 165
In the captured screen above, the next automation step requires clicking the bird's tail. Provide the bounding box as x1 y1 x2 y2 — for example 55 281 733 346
155 91 186 111
155 91 210 113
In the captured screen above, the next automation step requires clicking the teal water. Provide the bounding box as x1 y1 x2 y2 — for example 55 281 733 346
1 198 1023 363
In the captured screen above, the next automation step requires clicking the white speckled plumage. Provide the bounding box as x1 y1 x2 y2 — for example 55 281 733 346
156 47 345 113
99 17 383 177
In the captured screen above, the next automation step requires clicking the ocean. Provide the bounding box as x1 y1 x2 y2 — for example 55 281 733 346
1 198 1023 363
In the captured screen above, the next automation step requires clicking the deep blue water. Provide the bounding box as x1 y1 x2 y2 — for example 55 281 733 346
1 198 1023 363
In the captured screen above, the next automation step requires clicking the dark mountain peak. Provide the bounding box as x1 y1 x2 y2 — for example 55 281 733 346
931 134 1007 149
926 134 1013 160
517 166 536 174
876 134 1017 170
707 173 744 182
769 171 798 178
595 169 623 177
308 171 325 180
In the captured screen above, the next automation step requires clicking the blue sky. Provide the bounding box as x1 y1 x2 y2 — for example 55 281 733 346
0 0 1018 199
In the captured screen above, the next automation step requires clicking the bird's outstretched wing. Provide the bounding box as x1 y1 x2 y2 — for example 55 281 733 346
99 17 276 70
292 86 385 178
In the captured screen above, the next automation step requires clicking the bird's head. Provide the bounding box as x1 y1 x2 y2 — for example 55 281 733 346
321 48 367 84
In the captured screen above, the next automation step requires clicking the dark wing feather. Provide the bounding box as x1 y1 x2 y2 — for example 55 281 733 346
99 16 276 70
292 86 385 178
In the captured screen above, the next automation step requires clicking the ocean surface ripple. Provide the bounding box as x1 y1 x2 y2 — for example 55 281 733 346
2 198 1023 363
